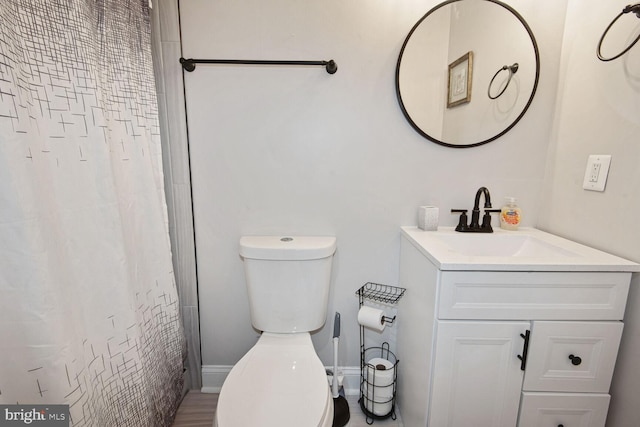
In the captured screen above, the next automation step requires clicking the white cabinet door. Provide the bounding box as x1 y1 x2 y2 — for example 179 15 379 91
518 392 610 427
428 321 529 427
523 321 623 392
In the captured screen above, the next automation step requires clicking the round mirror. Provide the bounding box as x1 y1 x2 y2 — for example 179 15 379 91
396 0 540 148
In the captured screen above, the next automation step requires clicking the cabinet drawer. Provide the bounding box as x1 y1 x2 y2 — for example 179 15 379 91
518 392 610 427
523 321 623 392
438 271 630 320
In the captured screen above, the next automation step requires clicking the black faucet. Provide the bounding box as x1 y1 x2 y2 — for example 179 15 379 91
451 187 501 233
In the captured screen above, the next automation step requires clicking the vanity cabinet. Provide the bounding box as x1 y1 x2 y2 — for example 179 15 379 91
396 229 635 427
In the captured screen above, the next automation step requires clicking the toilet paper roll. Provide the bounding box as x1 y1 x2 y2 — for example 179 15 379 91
363 357 395 416
363 384 394 416
357 306 386 332
365 357 395 389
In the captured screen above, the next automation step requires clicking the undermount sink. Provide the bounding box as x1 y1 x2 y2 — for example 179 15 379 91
431 233 578 258
401 226 640 272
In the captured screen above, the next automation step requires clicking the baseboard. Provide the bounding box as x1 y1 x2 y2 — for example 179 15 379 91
201 365 361 396
332 366 361 396
201 365 232 393
181 367 189 398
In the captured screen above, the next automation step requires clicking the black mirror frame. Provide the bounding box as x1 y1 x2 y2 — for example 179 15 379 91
395 0 540 148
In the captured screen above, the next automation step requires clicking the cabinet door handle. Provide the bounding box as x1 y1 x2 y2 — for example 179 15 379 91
569 354 582 366
517 330 531 371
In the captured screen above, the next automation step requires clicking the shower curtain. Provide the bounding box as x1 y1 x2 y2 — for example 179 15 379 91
0 1 185 426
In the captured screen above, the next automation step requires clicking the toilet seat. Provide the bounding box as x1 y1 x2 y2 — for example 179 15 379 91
215 332 333 427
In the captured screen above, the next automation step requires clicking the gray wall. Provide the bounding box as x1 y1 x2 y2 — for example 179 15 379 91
538 1 640 425
151 0 201 389
178 0 567 369
160 1 640 424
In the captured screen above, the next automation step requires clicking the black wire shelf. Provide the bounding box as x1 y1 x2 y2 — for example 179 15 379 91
356 282 406 306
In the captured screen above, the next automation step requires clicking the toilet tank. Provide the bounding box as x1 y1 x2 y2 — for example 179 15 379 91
239 236 337 333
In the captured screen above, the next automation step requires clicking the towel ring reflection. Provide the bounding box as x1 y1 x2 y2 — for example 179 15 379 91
597 3 640 62
488 63 519 100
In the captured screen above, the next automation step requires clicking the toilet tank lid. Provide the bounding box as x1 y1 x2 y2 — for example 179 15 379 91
239 236 336 260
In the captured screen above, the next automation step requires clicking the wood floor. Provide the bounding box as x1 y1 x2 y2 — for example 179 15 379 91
172 391 217 426
171 390 403 427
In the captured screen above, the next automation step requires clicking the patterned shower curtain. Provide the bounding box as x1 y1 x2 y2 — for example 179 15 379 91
0 1 185 426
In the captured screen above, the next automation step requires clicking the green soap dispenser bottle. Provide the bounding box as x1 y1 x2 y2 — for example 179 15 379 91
500 197 521 230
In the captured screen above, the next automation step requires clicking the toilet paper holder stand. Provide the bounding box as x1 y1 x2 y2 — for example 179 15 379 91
356 282 406 424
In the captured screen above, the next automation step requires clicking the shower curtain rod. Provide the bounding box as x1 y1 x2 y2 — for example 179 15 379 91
179 57 338 74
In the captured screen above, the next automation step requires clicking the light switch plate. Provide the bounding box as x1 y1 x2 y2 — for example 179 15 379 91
583 155 611 192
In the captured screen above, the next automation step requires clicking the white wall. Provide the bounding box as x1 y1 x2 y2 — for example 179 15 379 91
179 0 567 372
538 1 640 425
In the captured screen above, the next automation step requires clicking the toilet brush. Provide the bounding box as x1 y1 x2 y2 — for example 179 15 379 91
332 312 350 427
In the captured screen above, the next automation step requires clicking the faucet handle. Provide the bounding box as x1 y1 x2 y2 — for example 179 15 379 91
482 209 502 231
451 209 469 232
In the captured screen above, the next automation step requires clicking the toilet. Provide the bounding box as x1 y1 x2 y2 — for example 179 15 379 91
214 235 337 427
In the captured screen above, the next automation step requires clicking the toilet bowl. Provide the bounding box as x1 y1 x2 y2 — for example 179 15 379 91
214 332 333 427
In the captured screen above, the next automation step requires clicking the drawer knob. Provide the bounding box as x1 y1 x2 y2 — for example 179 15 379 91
569 354 582 366
558 425 564 427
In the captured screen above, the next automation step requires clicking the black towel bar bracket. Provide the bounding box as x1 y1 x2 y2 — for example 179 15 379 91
179 57 338 74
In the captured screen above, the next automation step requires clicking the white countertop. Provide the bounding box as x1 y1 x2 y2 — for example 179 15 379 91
401 226 640 272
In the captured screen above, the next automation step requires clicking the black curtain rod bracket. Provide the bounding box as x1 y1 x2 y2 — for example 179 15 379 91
179 57 337 74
